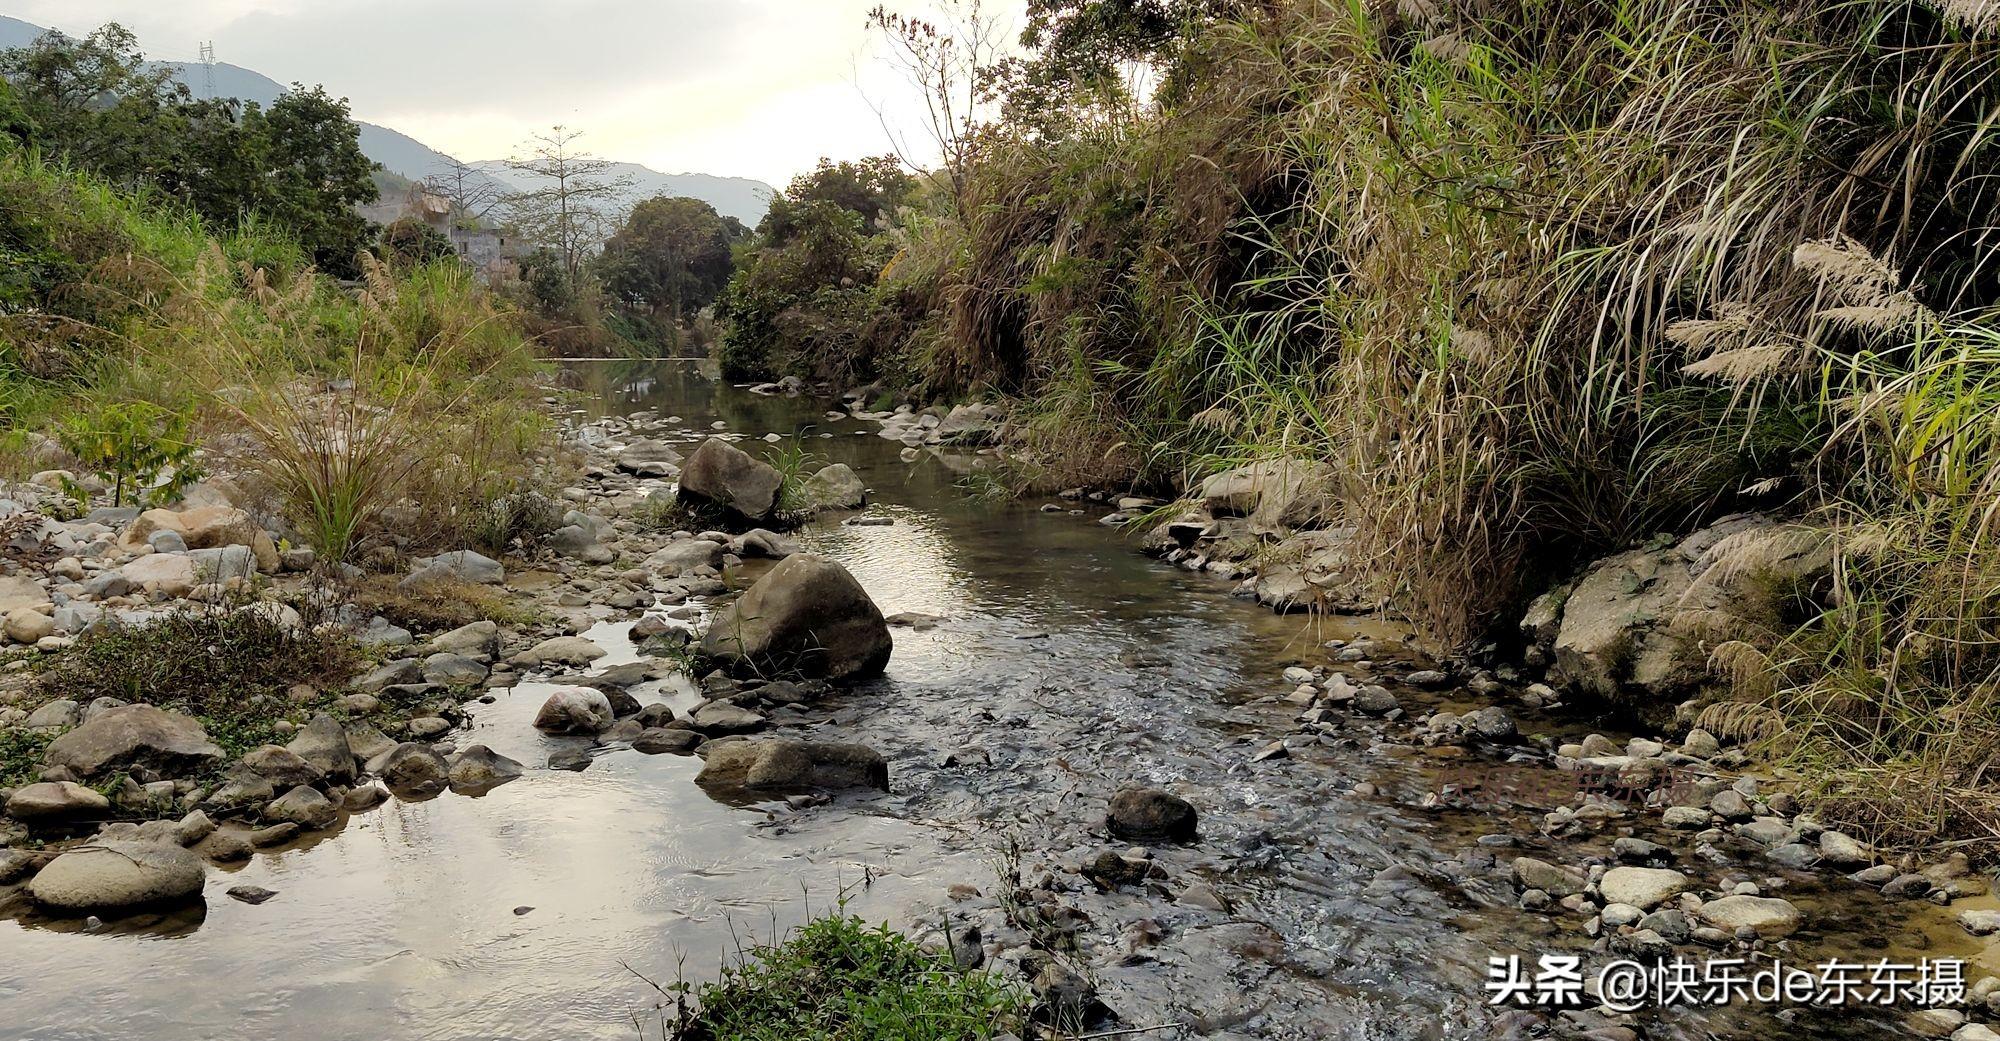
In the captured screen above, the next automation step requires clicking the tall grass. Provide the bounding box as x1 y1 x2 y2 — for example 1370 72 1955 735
739 0 2000 842
0 149 552 564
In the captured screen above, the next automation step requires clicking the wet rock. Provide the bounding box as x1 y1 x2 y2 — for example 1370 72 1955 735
929 403 1004 446
250 822 300 847
286 714 357 785
1882 873 1934 900
1599 867 1689 910
406 716 451 740
343 785 389 812
1709 789 1753 822
1959 910 2000 937
647 539 725 574
802 463 866 510
28 840 205 913
678 438 783 523
377 743 450 795
263 785 337 829
195 829 253 863
227 884 278 905
532 686 615 734
691 703 768 734
1106 787 1197 843
509 636 607 668
41 704 225 780
1907 1010 1965 1038
202 767 277 813
700 554 891 682
1695 895 1802 938
1029 961 1105 1029
695 737 888 791
1663 806 1712 829
633 728 702 755
447 745 525 791
5 781 110 825
1611 837 1672 865
1512 857 1587 898
733 528 800 559
1352 686 1400 716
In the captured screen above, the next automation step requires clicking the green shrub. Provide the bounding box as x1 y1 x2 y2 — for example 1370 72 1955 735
54 398 202 507
662 913 1025 1041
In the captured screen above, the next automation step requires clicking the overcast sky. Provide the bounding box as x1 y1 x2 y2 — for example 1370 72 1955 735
5 0 1003 186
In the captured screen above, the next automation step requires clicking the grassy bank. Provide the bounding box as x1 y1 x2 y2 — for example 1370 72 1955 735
721 0 2000 846
0 147 554 562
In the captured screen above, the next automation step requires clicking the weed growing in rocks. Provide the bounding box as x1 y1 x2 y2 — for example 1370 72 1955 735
0 727 53 788
30 599 361 756
653 911 1026 1041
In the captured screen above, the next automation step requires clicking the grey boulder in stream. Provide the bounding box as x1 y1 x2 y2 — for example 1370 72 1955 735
700 554 891 681
677 438 783 523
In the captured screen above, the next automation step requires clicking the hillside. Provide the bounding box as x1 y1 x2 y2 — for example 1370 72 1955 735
0 15 772 225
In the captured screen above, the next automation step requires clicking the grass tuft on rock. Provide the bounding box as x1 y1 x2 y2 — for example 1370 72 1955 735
662 913 1025 1041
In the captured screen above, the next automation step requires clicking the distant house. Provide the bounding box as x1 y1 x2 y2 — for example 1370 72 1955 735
367 186 520 285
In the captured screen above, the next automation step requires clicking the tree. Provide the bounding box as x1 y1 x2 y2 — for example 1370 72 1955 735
0 79 33 146
422 156 506 225
502 127 633 285
598 196 745 320
866 1 1005 212
764 157 917 240
0 23 185 187
255 86 379 276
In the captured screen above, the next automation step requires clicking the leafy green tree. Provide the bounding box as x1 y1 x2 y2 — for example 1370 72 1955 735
0 80 34 147
0 24 185 188
599 196 745 320
253 86 378 276
0 26 378 276
55 400 203 508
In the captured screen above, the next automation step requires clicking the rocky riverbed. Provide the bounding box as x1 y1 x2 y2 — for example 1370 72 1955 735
0 359 1992 1040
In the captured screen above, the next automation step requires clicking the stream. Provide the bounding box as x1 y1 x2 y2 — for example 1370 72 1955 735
0 359 1986 1040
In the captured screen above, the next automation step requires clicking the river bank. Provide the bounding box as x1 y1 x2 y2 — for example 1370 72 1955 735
0 361 1989 1040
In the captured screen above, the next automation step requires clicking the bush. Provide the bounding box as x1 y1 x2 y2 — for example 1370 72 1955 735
31 600 361 756
659 912 1025 1041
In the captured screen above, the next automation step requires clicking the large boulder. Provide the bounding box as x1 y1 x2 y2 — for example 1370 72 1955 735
28 840 205 913
286 714 357 785
696 737 888 791
646 539 725 575
120 553 198 599
801 464 867 511
121 505 277 571
429 619 501 660
1546 516 1830 719
5 781 110 825
700 554 891 681
401 549 505 591
1198 458 1336 531
678 438 783 523
928 403 1004 446
1107 787 1198 842
377 743 450 795
448 745 525 791
616 440 684 477
532 686 615 734
42 704 225 780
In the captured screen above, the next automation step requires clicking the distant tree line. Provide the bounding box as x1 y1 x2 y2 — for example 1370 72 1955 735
0 24 377 276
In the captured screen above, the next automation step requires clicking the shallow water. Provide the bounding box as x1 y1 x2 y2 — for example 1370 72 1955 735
0 360 1980 1040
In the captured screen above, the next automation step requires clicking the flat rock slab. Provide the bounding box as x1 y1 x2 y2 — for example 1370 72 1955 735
28 840 205 914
